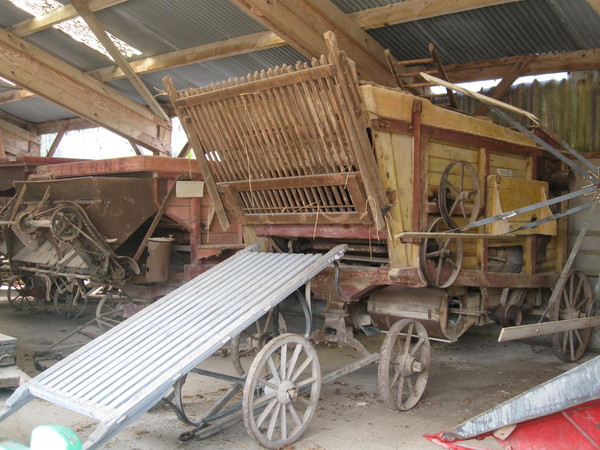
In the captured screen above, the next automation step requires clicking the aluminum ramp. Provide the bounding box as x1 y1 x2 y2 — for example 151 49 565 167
0 245 346 449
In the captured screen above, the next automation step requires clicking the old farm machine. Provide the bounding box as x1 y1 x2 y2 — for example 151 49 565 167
0 32 598 449
0 156 242 319
165 31 600 410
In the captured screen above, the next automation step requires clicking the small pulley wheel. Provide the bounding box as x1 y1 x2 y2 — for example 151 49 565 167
51 205 83 241
419 217 463 288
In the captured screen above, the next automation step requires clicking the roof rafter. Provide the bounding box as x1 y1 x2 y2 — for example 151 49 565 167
350 0 523 29
69 0 169 121
587 0 600 16
0 27 169 153
230 0 395 85
8 0 128 37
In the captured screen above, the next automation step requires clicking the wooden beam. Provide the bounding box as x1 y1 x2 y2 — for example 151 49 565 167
69 0 169 121
0 119 39 144
0 28 170 154
230 0 395 85
0 89 34 104
587 0 600 16
45 121 69 157
0 129 5 157
445 48 600 82
351 0 523 29
33 118 96 135
128 139 143 155
176 141 190 158
88 31 285 82
8 0 128 37
474 54 536 115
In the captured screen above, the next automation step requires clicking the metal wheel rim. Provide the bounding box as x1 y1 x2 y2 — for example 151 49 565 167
439 160 481 228
243 334 321 449
551 270 593 362
54 281 87 319
95 289 132 330
419 217 463 288
378 319 430 411
7 276 40 311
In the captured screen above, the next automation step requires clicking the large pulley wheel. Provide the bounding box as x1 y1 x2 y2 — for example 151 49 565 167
243 334 321 449
231 310 287 376
6 276 44 311
438 160 481 228
419 217 463 288
551 270 593 362
54 280 87 319
378 319 430 411
51 205 83 241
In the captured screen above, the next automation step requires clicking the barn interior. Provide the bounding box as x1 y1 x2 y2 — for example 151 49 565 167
0 1 600 449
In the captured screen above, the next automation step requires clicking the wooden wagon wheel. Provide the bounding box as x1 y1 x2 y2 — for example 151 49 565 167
378 319 430 411
231 310 287 376
95 288 134 330
438 160 481 228
419 217 463 288
551 270 594 362
6 276 44 311
243 334 321 449
53 279 88 319
232 291 311 376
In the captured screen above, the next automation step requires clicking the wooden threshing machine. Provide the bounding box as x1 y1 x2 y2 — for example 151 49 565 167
165 33 598 410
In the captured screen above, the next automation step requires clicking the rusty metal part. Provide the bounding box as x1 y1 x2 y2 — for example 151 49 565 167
242 334 321 450
438 160 481 228
551 270 593 362
378 319 430 411
311 309 371 357
53 279 88 320
50 205 82 241
145 237 173 282
489 304 523 327
95 289 142 330
368 286 479 341
419 217 463 288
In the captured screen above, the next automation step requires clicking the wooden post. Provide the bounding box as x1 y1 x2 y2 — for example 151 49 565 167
46 121 69 157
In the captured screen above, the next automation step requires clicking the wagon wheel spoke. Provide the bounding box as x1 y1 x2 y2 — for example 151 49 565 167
379 319 430 412
552 270 593 362
243 334 320 449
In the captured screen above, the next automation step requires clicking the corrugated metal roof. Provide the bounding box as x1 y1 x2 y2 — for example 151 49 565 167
372 0 600 64
0 97 76 123
1 0 599 127
0 1 32 27
24 28 112 72
95 0 267 57
141 46 306 94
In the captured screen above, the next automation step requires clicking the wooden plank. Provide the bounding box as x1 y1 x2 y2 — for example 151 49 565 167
0 129 4 157
0 89 34 105
474 54 536 116
499 315 600 342
243 211 369 225
396 232 515 239
175 65 334 108
0 119 39 144
164 77 230 231
88 32 285 83
586 0 600 16
0 28 169 154
445 48 600 83
8 0 128 37
221 173 361 191
351 0 523 29
45 121 69 157
69 0 169 122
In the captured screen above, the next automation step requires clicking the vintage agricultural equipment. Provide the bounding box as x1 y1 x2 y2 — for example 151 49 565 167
164 31 599 412
0 156 242 319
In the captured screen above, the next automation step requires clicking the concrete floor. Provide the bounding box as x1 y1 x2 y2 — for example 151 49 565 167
0 293 594 450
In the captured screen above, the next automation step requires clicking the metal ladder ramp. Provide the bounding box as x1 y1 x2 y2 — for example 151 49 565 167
0 245 346 449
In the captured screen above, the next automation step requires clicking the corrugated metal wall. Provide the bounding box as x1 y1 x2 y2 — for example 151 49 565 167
455 70 600 153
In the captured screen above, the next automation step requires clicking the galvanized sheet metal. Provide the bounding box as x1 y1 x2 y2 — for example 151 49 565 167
451 354 600 438
2 246 345 448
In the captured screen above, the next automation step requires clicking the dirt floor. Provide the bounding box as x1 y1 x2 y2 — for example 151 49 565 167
0 292 594 450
